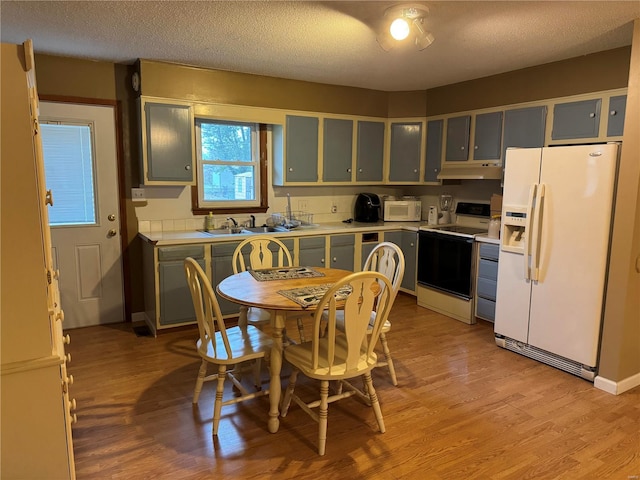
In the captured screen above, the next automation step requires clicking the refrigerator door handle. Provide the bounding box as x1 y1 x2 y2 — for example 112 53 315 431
530 183 546 281
524 183 537 280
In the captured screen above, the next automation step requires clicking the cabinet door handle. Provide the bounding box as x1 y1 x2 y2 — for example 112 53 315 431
321 258 325 263
610 110 617 116
185 165 191 171
289 167 294 172
358 168 363 173
474 145 479 150
332 257 337 262
347 168 352 173
589 113 596 118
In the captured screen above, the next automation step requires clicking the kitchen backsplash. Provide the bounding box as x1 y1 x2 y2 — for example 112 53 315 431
135 182 502 233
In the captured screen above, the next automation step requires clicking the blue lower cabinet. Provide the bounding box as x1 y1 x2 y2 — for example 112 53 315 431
475 243 499 322
158 246 205 326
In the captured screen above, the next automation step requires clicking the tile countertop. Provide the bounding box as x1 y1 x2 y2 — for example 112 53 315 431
139 221 427 246
475 234 501 245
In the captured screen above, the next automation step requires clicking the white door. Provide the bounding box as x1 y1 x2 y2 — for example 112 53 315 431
39 102 124 329
527 144 618 366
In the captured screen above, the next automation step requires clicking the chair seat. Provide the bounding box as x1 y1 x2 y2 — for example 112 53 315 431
245 306 271 325
284 336 377 380
197 324 271 365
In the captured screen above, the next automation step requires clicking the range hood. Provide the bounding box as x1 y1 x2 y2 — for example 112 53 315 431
437 165 503 180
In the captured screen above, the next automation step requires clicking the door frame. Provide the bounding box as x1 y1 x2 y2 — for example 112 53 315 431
41 95 132 322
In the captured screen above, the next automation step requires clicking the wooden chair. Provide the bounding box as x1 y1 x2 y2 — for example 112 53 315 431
232 235 308 342
281 271 393 455
323 242 405 385
184 257 271 436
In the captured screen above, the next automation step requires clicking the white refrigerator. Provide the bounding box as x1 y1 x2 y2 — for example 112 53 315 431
494 143 619 380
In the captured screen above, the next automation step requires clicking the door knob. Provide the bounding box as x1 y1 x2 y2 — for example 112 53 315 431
108 214 116 221
107 229 117 237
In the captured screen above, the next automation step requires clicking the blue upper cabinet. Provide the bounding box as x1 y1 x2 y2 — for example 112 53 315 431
322 118 353 182
551 98 601 140
445 115 471 162
285 115 319 183
502 105 547 161
389 121 422 182
356 120 385 182
424 119 443 183
607 95 627 137
473 111 503 161
141 99 195 185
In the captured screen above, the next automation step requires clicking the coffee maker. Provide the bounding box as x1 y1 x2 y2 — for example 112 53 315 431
354 193 381 222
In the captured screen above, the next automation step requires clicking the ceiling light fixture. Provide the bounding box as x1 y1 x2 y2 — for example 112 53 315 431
377 4 434 52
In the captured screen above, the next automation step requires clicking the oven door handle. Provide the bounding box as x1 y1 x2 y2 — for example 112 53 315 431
523 183 537 280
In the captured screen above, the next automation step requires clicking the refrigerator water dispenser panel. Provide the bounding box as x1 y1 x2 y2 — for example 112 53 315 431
501 206 528 253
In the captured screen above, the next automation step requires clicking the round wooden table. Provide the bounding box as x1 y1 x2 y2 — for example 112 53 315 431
217 267 352 433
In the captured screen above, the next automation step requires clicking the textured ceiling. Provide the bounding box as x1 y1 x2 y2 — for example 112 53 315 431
1 1 639 91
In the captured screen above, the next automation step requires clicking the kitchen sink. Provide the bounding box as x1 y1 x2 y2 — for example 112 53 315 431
198 225 290 236
241 225 290 233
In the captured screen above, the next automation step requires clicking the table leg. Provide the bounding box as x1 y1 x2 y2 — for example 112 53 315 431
268 309 285 433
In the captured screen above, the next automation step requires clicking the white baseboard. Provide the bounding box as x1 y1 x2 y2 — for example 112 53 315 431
594 372 640 395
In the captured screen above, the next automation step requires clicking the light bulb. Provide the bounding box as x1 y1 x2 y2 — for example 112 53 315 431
389 18 410 41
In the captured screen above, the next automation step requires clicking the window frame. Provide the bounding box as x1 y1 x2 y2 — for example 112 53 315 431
192 122 268 215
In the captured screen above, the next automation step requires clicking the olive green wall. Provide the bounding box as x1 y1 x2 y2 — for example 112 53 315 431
425 46 632 116
598 21 640 387
139 60 389 117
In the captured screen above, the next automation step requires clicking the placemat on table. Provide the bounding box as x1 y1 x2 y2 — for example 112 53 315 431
278 283 353 308
249 266 324 282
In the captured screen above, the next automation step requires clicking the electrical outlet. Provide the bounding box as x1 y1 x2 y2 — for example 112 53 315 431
131 187 146 201
331 204 337 214
298 200 308 211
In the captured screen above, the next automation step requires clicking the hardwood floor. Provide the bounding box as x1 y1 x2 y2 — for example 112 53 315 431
66 294 640 479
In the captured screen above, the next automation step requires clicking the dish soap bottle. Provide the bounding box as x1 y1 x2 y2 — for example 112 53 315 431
205 212 214 231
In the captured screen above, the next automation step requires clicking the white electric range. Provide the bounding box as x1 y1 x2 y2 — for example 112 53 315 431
417 202 491 324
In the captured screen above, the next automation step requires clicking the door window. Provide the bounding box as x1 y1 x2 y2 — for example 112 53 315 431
40 122 97 226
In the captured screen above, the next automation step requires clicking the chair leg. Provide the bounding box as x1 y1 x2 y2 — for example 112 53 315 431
193 360 208 404
252 359 262 391
379 332 398 386
280 369 298 417
296 317 306 343
363 372 385 434
318 380 329 456
212 365 227 436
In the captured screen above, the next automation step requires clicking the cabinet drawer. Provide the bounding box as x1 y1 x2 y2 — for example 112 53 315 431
477 276 497 301
476 297 496 321
479 243 499 260
330 234 354 247
158 245 204 261
300 237 325 249
478 258 498 280
212 242 240 256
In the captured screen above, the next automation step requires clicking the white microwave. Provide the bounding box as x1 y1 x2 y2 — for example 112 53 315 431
383 200 422 222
